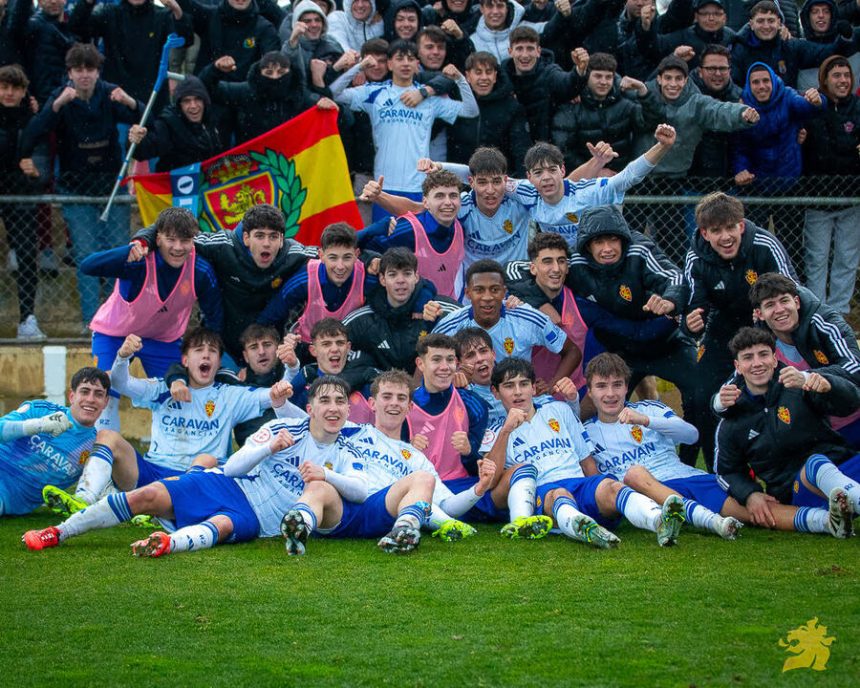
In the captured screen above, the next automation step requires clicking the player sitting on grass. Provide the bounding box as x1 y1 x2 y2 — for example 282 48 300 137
584 352 743 540
0 368 109 516
714 327 860 536
23 376 365 556
279 370 499 554
482 357 687 548
42 329 292 517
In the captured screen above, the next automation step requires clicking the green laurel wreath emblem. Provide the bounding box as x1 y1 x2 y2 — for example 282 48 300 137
249 149 307 238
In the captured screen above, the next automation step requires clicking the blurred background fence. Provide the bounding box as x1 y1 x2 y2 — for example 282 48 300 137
0 174 858 339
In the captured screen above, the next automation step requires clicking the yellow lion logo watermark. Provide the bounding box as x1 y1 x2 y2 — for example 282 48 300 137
779 618 834 672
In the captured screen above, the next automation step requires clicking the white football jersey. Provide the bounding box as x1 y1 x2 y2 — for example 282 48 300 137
347 425 454 504
459 192 531 268
132 380 270 471
433 304 565 363
509 156 654 247
233 418 367 537
584 401 704 482
481 400 594 485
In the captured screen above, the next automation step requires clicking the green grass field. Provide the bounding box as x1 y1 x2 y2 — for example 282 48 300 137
2 512 858 688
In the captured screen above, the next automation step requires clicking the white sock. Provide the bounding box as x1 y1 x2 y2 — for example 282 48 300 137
96 395 121 433
616 486 662 532
58 493 132 541
74 443 115 504
507 464 537 521
168 522 219 553
551 496 589 539
793 506 830 534
683 499 719 533
805 455 860 512
293 502 318 532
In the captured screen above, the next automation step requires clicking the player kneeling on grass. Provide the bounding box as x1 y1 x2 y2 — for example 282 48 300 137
714 327 860 537
23 376 365 556
42 329 292 519
279 370 498 554
483 358 687 548
0 368 109 516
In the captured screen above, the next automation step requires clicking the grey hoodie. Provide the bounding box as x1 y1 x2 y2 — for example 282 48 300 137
327 0 384 52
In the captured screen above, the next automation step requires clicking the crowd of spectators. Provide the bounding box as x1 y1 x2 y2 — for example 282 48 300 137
1 0 860 343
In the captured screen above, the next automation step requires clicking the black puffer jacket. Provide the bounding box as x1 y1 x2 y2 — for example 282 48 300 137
688 70 743 177
502 49 585 142
421 0 481 36
24 10 78 104
0 0 32 68
187 0 280 81
551 81 662 171
730 23 851 88
132 76 222 171
69 0 193 109
716 364 859 505
564 205 688 354
446 73 531 176
635 21 735 71
0 103 37 194
201 60 317 144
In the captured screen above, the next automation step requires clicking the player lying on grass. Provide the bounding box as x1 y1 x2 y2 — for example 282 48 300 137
714 327 860 536
23 376 367 556
0 368 109 516
279 370 498 555
583 352 851 539
42 329 292 517
481 358 687 549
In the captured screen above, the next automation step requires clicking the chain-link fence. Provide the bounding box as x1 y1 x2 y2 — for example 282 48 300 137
0 174 858 339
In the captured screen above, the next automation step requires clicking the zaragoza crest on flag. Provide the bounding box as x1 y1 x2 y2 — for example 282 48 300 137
132 108 362 246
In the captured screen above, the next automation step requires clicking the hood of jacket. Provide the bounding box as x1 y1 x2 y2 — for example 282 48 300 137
818 53 855 101
383 0 423 41
174 75 212 108
742 61 786 113
473 1 524 42
343 0 379 30
575 205 632 258
292 0 328 28
800 0 838 41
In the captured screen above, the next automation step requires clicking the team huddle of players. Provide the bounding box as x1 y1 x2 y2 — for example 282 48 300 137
5 138 860 556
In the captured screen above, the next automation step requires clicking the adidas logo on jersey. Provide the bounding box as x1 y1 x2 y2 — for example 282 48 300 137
748 429 760 440
592 442 605 452
378 340 391 350
359 436 374 445
714 281 726 290
512 437 525 447
439 264 446 272
167 400 182 411
158 305 169 314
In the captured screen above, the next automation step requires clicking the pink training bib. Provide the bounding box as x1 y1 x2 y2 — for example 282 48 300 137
90 250 196 342
296 260 365 342
532 287 588 391
407 388 470 480
403 212 464 299
348 391 375 425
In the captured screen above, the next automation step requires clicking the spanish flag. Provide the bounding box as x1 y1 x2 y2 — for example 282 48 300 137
132 107 362 245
